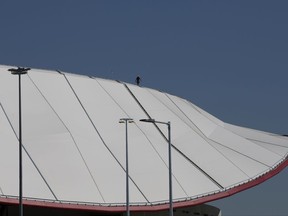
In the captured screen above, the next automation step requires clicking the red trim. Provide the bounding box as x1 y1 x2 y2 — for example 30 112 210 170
0 159 287 213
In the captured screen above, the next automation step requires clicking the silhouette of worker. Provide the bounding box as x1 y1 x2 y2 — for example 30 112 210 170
135 76 141 86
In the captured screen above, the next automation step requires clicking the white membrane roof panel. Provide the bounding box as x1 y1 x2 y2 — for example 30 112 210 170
23 72 105 202
208 139 268 178
66 75 188 202
225 123 288 158
96 79 220 198
209 126 282 167
0 71 59 200
188 101 224 127
128 85 255 187
0 105 22 196
29 71 140 204
249 140 288 157
0 65 287 209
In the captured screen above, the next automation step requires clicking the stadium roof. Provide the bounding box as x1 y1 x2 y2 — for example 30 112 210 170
0 65 287 212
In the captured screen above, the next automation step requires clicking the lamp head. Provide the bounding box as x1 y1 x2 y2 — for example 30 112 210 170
139 119 155 123
8 67 30 75
119 118 134 123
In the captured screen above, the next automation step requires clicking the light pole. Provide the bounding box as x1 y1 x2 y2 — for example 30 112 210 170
8 67 30 216
119 118 134 216
140 119 173 216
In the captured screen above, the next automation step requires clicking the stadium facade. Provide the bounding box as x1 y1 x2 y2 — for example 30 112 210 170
0 65 287 216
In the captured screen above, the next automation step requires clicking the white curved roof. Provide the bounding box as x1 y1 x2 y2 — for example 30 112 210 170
0 65 287 212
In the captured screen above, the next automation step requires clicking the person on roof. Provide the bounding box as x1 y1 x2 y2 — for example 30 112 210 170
135 76 141 86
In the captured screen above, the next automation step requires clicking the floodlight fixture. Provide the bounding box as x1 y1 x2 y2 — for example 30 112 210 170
8 67 30 75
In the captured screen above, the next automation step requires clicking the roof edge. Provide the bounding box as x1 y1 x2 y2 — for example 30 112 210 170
0 158 287 213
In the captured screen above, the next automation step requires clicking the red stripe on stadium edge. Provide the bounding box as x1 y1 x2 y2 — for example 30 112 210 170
0 158 287 213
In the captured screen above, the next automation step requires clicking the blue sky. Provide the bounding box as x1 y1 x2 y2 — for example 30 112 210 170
0 1 287 215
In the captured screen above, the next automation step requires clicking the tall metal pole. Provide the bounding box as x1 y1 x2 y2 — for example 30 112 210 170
18 73 23 216
167 121 173 216
125 120 129 216
8 67 30 216
139 119 173 216
119 118 134 216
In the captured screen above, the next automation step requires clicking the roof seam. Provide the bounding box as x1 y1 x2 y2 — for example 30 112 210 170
91 77 150 203
247 139 286 157
31 73 121 201
0 100 58 200
123 85 191 197
61 73 107 203
124 84 224 190
220 124 285 160
145 91 225 189
164 93 272 176
247 138 288 149
30 73 107 202
124 84 192 197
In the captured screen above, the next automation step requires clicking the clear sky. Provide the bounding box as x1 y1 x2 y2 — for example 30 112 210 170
0 1 287 215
